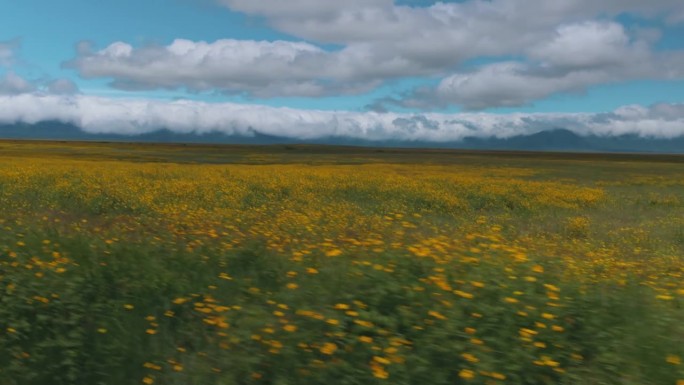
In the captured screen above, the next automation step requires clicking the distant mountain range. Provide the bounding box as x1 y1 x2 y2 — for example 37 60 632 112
1 121 683 153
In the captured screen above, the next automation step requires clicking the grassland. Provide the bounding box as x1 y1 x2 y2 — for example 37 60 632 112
0 140 682 385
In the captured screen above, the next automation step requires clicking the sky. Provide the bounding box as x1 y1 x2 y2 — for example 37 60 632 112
1 0 684 142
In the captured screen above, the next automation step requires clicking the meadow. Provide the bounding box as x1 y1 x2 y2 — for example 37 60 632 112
0 140 682 385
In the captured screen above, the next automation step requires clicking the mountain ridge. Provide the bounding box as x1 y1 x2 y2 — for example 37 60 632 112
0 122 682 154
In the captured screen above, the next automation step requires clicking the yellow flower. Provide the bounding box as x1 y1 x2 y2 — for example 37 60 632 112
333 303 350 310
428 310 447 320
464 327 476 335
504 297 519 304
97 328 108 334
359 336 374 343
142 377 154 385
667 355 681 365
454 290 474 299
325 249 343 257
459 369 476 380
145 329 157 335
286 283 299 290
371 363 389 379
491 372 506 380
319 342 337 355
283 324 297 332
124 304 135 310
532 265 544 273
143 362 162 371
373 356 391 365
544 284 560 292
354 320 374 328
461 353 479 363
541 356 560 367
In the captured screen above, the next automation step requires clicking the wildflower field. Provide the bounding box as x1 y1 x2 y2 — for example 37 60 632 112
0 140 682 385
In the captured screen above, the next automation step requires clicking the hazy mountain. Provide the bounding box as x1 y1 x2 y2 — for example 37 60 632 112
1 122 683 153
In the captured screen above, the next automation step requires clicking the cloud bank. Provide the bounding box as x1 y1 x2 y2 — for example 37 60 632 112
1 93 683 141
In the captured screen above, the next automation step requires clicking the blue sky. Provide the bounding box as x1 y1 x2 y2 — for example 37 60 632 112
1 0 684 141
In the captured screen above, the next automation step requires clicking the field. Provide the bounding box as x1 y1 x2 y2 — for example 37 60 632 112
0 140 682 385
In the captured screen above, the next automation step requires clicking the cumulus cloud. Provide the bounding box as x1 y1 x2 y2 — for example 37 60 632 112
0 72 36 95
218 0 684 45
527 21 647 70
1 93 683 141
68 39 361 97
46 78 79 95
67 39 439 97
68 2 568 97
0 39 77 96
219 0 392 20
64 1 684 105
398 21 684 110
0 72 80 96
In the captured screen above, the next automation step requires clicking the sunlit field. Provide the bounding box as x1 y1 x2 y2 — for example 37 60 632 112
0 140 682 385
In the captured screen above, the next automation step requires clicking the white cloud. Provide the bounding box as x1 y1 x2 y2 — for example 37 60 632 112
217 0 684 46
527 21 646 69
1 93 683 141
70 39 339 97
401 21 684 110
68 39 433 97
0 72 36 95
47 78 79 95
64 1 684 105
219 0 392 20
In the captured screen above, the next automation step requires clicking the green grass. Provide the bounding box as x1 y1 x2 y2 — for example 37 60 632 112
0 140 682 385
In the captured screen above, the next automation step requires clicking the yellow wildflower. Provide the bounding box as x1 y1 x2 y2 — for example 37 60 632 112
459 369 476 380
319 342 337 355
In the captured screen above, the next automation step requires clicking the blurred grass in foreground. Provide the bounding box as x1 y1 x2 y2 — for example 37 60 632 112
0 140 682 385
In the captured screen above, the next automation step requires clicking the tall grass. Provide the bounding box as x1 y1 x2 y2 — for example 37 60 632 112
0 143 682 385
